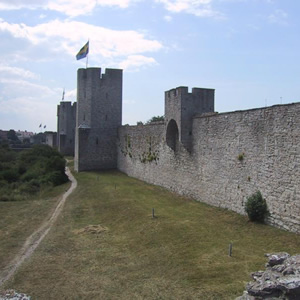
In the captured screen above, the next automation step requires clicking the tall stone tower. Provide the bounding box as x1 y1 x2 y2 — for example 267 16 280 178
57 101 76 156
165 87 215 152
74 67 122 171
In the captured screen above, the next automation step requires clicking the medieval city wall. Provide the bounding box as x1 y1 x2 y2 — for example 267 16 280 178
118 103 300 233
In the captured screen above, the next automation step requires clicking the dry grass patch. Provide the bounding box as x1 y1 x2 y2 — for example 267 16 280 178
3 170 300 299
73 224 109 235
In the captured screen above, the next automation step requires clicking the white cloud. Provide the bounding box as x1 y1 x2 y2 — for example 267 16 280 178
0 78 56 98
0 96 58 131
0 19 163 69
0 65 38 79
0 0 224 18
119 55 158 71
65 88 77 101
48 0 137 16
0 0 46 11
0 77 60 131
0 0 138 16
268 9 288 25
164 15 173 22
156 0 223 18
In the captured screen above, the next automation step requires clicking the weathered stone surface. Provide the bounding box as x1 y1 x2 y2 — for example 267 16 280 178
75 68 123 171
57 101 76 156
118 102 300 234
266 253 290 267
235 291 256 300
0 290 31 300
73 66 300 234
236 253 300 300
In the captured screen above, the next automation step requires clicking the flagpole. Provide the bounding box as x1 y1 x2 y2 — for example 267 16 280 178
86 38 89 69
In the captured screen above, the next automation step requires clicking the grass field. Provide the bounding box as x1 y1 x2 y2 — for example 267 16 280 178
0 182 70 272
2 168 300 299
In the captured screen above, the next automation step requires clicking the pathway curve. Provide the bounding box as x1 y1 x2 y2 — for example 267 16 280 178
0 167 77 287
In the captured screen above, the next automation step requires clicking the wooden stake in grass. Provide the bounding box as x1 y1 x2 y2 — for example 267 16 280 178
152 208 155 218
229 243 233 257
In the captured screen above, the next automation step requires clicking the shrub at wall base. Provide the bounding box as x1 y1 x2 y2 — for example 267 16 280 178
245 191 268 223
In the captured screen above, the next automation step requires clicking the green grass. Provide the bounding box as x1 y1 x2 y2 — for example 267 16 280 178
3 170 300 299
0 182 70 271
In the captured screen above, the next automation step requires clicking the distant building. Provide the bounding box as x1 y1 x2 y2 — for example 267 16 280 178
0 130 8 141
16 130 34 142
45 131 57 148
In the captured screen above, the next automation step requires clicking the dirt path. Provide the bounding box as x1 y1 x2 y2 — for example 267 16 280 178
0 167 77 287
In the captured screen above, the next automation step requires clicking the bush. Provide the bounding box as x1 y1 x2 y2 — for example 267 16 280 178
45 156 66 173
19 180 40 194
18 163 27 175
21 169 41 182
0 144 68 199
1 169 20 183
245 191 268 223
43 171 68 186
0 194 11 202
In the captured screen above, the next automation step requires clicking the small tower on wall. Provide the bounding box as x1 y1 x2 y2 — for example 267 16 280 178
74 67 122 171
57 101 76 156
165 87 215 152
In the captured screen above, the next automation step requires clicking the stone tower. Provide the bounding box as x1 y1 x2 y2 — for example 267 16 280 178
74 67 122 171
165 87 215 152
57 101 76 156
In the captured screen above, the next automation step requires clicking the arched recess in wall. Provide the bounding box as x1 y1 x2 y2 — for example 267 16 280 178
166 119 179 151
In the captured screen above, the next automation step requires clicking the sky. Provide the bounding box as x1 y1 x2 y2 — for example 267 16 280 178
0 0 300 132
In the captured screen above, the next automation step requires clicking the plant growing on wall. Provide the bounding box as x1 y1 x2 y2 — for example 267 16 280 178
245 191 268 223
238 152 245 161
139 136 159 163
119 134 132 158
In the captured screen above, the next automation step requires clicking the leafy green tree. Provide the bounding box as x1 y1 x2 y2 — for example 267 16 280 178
146 115 164 124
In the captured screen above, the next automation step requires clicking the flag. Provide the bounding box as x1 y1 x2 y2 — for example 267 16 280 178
76 41 89 60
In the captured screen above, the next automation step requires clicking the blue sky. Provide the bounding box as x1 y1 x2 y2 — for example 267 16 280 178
0 0 299 132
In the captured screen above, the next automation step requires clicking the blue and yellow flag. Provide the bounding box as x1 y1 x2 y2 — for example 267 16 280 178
76 41 89 60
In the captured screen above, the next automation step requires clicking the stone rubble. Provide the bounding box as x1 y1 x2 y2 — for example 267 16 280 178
236 252 300 300
0 290 30 300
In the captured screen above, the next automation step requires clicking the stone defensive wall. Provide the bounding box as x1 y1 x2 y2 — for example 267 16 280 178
118 103 300 233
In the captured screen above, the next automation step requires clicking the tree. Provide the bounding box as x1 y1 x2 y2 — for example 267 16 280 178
146 115 164 124
245 191 268 223
7 130 19 142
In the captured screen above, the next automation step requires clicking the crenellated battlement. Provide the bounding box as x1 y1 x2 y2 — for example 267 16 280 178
165 86 215 151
